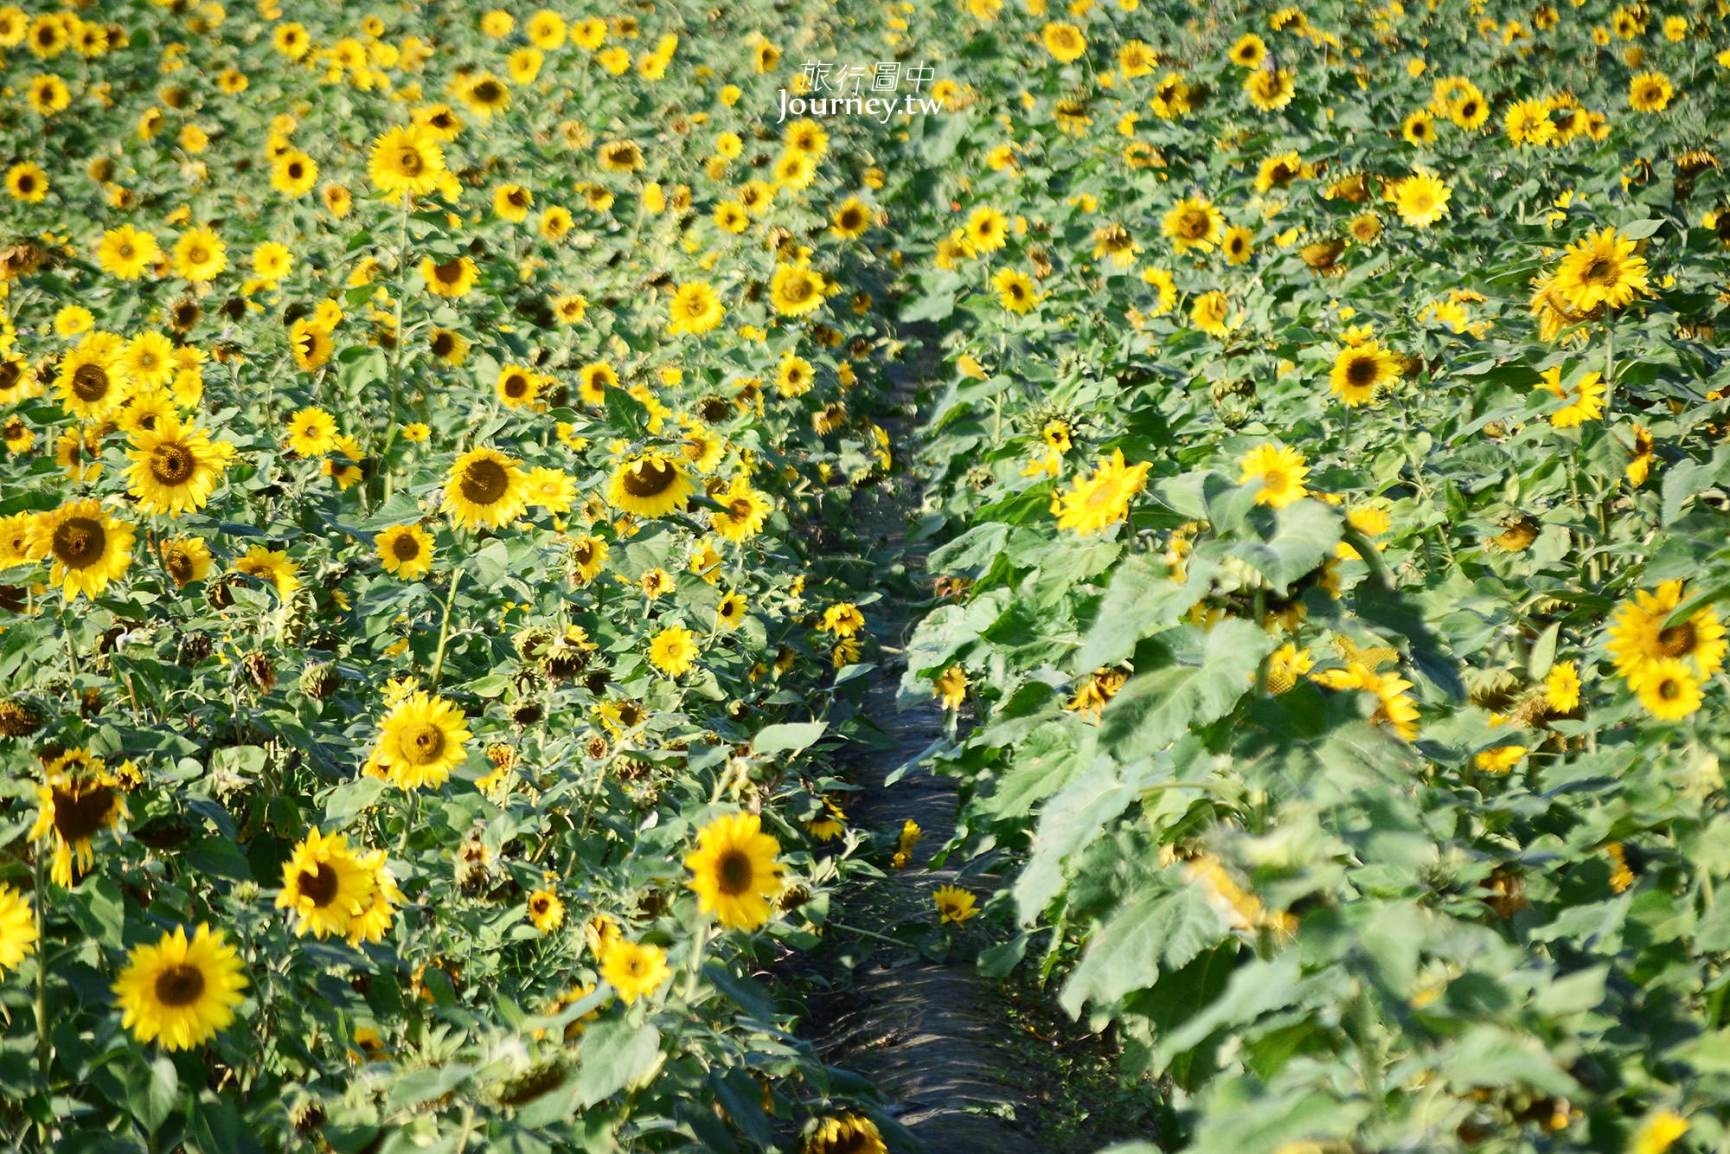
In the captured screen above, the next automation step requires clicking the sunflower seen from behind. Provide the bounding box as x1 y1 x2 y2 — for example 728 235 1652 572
113 924 247 1051
685 812 785 931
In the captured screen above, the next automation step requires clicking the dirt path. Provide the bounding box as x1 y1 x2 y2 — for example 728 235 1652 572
806 364 1042 1154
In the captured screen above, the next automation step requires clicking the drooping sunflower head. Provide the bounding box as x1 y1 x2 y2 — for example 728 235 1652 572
805 1114 889 1154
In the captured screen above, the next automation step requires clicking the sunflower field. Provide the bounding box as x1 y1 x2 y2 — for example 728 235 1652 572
4 0 1730 1152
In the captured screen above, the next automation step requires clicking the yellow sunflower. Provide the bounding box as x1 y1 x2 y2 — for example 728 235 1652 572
97 224 161 279
685 812 785 931
1631 659 1703 721
1390 172 1451 227
769 264 828 316
710 477 772 542
1052 449 1152 535
30 750 129 886
608 453 693 517
667 280 725 335
1553 226 1649 313
443 447 528 529
1329 341 1401 406
112 924 248 1050
371 690 472 790
569 534 609 583
528 889 566 933
805 1115 888 1154
420 255 478 298
275 828 376 940
56 332 130 419
1535 366 1606 428
368 124 446 198
33 499 135 601
1607 580 1726 681
126 414 232 516
160 536 212 588
285 406 338 456
0 885 35 976
716 590 748 630
599 938 670 1004
1162 195 1223 255
1239 443 1309 508
376 524 434 580
648 625 699 677
172 226 228 283
933 884 980 925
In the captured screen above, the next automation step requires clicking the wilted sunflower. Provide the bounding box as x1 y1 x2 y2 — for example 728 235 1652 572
31 749 129 886
805 1115 888 1154
608 453 693 517
112 924 247 1050
685 812 785 931
126 414 232 515
275 828 375 940
443 447 528 529
33 498 135 600
371 690 472 790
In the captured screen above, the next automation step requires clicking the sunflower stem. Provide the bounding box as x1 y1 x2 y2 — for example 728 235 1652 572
824 920 907 948
428 565 464 691
33 843 49 1088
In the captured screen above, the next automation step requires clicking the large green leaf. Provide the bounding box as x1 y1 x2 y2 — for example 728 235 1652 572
1059 886 1227 1016
1099 619 1276 761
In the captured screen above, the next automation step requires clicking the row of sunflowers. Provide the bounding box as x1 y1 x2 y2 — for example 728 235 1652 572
0 2 937 1152
892 0 1730 1152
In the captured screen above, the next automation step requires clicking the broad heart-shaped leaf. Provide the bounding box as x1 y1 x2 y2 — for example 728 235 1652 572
1013 755 1138 921
1059 886 1227 1016
1073 554 1217 673
574 1018 663 1106
1226 499 1342 597
1099 619 1276 761
1188 1080 1369 1154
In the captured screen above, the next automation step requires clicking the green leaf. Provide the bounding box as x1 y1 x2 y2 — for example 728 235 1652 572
1073 554 1214 672
752 721 826 756
141 1056 179 1134
574 1019 663 1106
1527 621 1560 681
1227 499 1342 596
1059 887 1227 1016
1099 619 1276 761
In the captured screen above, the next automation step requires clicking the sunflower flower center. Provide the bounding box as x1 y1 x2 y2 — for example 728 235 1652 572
402 722 447 764
716 849 755 896
1657 622 1697 657
391 534 421 561
621 460 677 498
72 364 111 402
297 862 340 907
52 784 115 841
1346 355 1378 387
154 963 207 1008
151 442 195 485
52 517 107 569
433 259 465 285
460 458 510 505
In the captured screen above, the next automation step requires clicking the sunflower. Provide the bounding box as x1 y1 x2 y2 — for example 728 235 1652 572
1390 172 1451 227
1221 226 1254 265
1607 580 1726 681
569 534 609 583
685 812 785 931
667 280 724 335
347 851 404 946
97 224 161 279
30 750 129 886
0 885 34 976
420 255 478 298
1553 226 1649 313
495 364 540 409
932 884 980 925
1631 659 1702 721
600 938 670 1005
648 625 699 677
1245 67 1296 111
1162 196 1224 256
992 268 1039 313
112 924 248 1051
56 332 129 419
1239 443 1309 508
285 406 338 456
1053 449 1152 535
6 161 47 203
126 415 231 515
527 889 566 933
272 149 318 196
493 182 533 222
1629 70 1674 112
608 453 693 517
233 546 300 597
376 524 434 579
429 327 470 365
275 828 376 940
443 447 528 529
33 499 135 601
1229 33 1267 68
372 690 472 790
770 264 828 316
716 590 748 630
1314 661 1421 739
1041 21 1087 63
160 536 212 588
710 478 772 542
172 226 228 283
805 1115 888 1154
1536 366 1606 428
369 125 447 198
1330 341 1401 406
